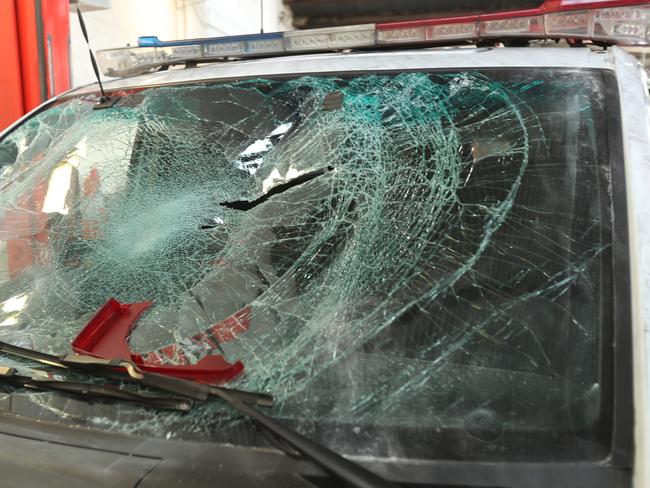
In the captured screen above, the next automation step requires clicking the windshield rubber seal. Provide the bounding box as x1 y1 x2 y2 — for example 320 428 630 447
603 68 634 469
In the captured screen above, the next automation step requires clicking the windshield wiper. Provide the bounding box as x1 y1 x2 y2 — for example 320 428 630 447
0 340 271 406
0 340 397 488
220 166 335 211
0 365 192 411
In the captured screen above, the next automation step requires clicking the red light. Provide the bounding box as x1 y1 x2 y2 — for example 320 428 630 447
377 0 650 45
376 0 650 32
541 0 648 11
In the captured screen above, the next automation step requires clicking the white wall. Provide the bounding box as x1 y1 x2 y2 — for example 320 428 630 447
70 0 293 87
177 0 292 38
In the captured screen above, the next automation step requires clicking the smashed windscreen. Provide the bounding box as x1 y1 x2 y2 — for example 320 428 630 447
0 69 614 462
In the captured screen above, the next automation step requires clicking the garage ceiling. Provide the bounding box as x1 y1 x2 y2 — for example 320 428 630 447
285 0 543 29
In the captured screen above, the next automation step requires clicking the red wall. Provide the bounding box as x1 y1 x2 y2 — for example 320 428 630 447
41 0 71 101
0 0 25 131
15 0 42 113
1 0 70 132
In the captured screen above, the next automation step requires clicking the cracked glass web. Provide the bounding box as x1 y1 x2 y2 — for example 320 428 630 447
0 69 613 461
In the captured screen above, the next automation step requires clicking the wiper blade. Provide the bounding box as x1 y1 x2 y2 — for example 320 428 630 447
0 341 397 488
0 365 192 411
212 388 398 488
0 340 272 407
0 342 68 368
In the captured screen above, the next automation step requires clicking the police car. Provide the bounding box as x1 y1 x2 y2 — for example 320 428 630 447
0 1 648 487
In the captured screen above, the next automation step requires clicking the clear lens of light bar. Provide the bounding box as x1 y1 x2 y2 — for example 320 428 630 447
376 26 427 43
427 22 479 40
97 47 170 77
245 36 285 54
203 40 245 57
284 24 375 51
170 45 202 58
545 9 594 36
592 5 650 43
203 35 285 57
480 16 544 36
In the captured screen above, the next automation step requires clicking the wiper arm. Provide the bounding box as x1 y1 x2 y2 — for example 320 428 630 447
0 341 397 488
212 388 398 488
0 365 192 411
0 340 272 407
220 166 334 211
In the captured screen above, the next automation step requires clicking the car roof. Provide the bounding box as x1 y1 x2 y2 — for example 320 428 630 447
67 46 614 97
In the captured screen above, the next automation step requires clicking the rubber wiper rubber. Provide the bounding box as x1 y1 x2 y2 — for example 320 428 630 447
0 340 273 407
25 378 193 411
0 366 193 411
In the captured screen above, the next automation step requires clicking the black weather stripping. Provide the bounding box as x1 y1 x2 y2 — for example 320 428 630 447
221 166 334 211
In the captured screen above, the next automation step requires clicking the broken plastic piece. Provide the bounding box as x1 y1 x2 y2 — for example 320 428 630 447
71 298 244 384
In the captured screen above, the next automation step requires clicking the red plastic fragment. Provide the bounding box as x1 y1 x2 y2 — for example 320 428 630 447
71 298 245 384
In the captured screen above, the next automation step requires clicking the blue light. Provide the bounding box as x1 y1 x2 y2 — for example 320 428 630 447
138 32 284 48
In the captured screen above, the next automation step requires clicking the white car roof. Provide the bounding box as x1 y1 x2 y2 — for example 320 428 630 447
66 46 614 96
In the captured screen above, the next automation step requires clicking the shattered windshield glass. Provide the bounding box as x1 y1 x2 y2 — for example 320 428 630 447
0 69 614 462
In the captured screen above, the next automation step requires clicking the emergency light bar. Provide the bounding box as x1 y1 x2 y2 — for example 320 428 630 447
97 0 650 77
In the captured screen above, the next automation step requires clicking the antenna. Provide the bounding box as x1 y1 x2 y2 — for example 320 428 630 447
260 0 264 34
75 4 117 109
